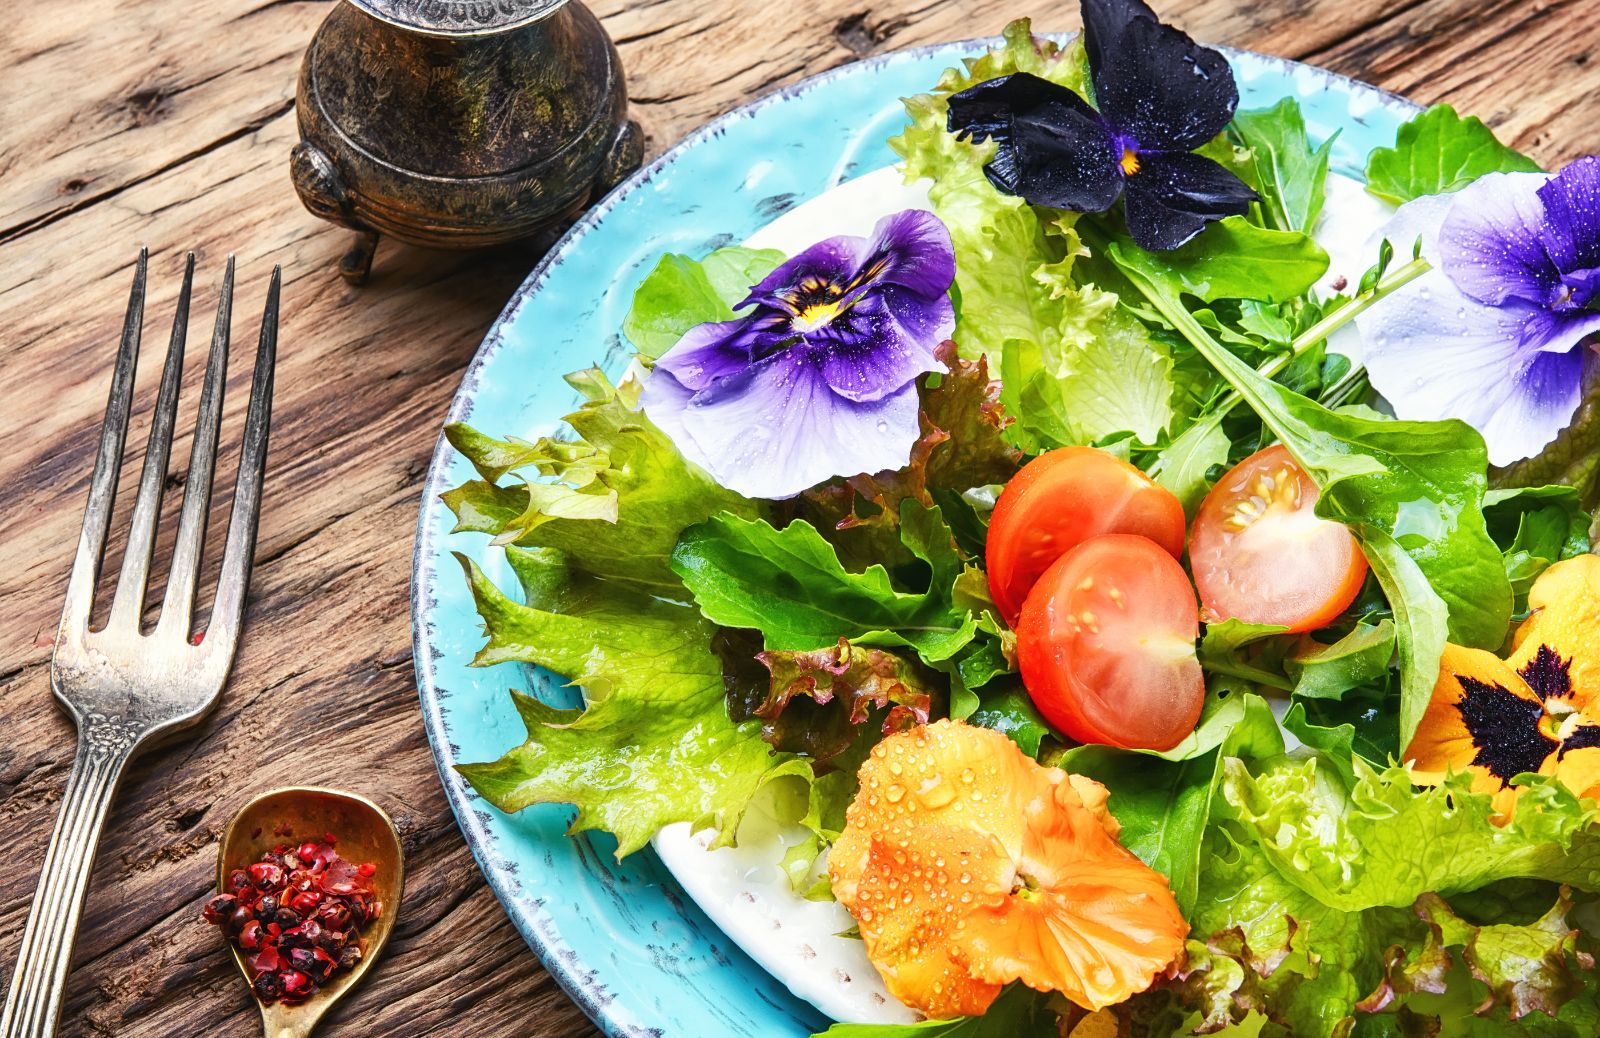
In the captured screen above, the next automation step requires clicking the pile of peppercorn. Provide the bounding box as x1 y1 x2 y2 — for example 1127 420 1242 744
203 835 381 1004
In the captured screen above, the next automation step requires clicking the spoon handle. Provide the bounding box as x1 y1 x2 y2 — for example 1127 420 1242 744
0 728 137 1038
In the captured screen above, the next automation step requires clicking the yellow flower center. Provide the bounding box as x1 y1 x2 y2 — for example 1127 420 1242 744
793 299 844 331
1543 696 1595 741
1120 148 1141 176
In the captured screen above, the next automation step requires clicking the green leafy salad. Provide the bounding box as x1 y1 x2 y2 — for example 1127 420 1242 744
442 6 1600 1037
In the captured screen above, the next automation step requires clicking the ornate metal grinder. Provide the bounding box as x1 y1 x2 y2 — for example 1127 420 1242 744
290 0 642 283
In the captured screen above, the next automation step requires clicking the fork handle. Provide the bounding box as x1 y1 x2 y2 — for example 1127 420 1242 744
0 720 140 1038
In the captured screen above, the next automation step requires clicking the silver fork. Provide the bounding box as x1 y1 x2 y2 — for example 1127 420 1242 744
0 250 277 1038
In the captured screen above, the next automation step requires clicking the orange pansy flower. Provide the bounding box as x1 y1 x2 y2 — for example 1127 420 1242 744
1404 555 1600 817
827 719 1188 1019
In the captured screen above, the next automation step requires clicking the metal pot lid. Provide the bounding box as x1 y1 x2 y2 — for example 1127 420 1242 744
346 0 568 36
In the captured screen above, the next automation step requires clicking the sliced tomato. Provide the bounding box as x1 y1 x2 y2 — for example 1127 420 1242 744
1016 534 1204 751
1189 444 1367 633
986 447 1185 625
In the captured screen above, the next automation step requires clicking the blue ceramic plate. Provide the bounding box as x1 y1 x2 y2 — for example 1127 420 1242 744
411 37 1420 1038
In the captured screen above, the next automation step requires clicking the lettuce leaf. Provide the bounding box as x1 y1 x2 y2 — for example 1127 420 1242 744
750 639 938 762
443 368 759 592
622 245 785 360
1356 889 1600 1033
1364 103 1542 206
802 343 1022 544
891 21 1175 453
1176 753 1600 1036
452 554 793 857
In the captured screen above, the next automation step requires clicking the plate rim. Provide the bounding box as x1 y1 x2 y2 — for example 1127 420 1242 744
410 33 1422 1038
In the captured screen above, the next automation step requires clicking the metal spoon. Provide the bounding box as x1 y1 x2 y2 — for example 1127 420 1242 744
218 787 404 1038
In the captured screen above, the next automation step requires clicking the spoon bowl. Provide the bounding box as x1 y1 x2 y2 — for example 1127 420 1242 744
219 787 404 1038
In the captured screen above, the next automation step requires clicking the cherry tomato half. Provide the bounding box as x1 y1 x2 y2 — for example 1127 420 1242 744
986 447 1186 625
1189 444 1368 634
1016 534 1204 751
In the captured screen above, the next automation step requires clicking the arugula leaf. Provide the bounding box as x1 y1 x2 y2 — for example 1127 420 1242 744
1484 484 1594 611
1107 217 1329 305
671 501 977 663
1230 98 1336 234
1109 251 1512 742
452 555 788 857
812 982 1049 1037
1285 689 1400 772
444 368 760 592
967 682 1051 757
621 246 785 360
1147 409 1233 515
1059 694 1282 913
1364 103 1542 205
1286 620 1396 700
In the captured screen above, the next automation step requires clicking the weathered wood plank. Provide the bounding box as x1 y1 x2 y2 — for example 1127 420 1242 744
1310 0 1600 163
0 2 1595 1036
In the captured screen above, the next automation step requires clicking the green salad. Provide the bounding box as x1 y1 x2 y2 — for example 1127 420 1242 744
443 4 1600 1035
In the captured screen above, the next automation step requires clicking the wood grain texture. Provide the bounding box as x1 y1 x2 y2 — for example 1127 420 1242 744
0 1 1593 1035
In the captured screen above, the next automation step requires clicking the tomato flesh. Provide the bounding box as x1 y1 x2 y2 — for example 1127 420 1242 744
1189 444 1368 633
986 447 1186 625
1016 534 1204 751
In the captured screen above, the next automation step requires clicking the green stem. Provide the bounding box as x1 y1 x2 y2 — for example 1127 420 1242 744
1260 256 1431 381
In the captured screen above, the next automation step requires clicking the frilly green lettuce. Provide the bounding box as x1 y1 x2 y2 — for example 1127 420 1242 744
889 20 1177 454
444 367 760 593
1176 753 1600 1036
452 552 800 857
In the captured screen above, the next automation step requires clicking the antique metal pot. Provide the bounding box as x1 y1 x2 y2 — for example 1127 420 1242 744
290 0 642 283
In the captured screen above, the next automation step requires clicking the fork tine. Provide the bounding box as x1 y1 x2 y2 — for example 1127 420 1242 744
107 253 194 631
157 256 233 640
203 265 277 653
59 248 146 638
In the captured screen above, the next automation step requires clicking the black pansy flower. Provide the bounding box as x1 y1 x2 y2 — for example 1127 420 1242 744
946 0 1256 250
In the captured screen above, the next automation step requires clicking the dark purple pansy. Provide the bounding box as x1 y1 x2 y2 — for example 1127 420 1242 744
641 209 955 499
1358 158 1600 465
944 0 1256 250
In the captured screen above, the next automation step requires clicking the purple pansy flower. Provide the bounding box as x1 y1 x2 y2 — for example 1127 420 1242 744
1357 157 1600 465
641 209 956 499
944 0 1256 251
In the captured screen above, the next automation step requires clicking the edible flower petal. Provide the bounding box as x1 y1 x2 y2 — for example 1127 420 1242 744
1358 159 1600 465
1404 555 1600 817
944 0 1256 250
641 209 955 499
828 719 1187 1018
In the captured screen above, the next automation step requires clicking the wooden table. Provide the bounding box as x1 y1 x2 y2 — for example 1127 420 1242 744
1 0 1595 1034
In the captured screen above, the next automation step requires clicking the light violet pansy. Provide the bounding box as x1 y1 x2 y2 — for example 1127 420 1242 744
641 209 956 499
1357 157 1600 466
